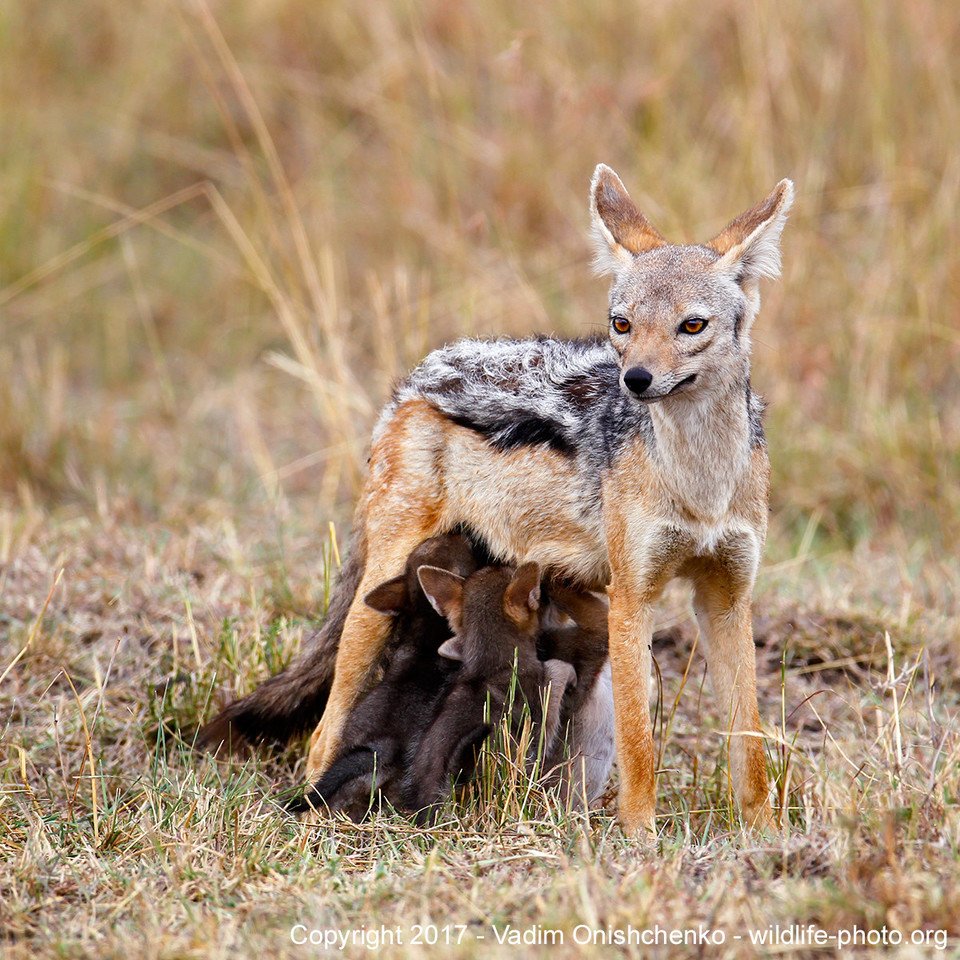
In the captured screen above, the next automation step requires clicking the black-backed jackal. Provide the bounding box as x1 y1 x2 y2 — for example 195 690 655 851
202 164 793 837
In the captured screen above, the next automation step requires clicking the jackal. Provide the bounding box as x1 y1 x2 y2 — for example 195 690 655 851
202 164 793 837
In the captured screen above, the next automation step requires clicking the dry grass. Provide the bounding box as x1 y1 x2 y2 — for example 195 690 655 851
2 0 959 955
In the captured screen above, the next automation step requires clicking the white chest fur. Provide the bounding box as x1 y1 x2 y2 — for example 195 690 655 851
647 386 753 529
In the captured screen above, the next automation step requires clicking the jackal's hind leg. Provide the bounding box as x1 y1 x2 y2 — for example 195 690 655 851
305 400 448 780
304 522 441 781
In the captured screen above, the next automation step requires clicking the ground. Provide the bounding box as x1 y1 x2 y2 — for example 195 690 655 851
1 1 959 957
3 507 959 957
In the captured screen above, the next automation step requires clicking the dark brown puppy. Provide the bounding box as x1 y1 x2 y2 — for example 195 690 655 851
288 533 478 818
402 562 576 818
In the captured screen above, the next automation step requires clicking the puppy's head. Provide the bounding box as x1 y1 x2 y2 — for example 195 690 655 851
417 562 543 666
363 533 478 616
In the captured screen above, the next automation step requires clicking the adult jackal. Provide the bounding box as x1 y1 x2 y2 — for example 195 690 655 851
202 165 793 837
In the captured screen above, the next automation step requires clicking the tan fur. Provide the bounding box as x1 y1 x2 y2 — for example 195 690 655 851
438 427 609 587
307 170 793 838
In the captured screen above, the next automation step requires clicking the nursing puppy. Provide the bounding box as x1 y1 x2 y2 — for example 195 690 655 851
402 562 576 818
539 584 614 807
290 533 477 818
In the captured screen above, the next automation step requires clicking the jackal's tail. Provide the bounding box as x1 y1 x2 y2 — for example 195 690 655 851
197 543 364 754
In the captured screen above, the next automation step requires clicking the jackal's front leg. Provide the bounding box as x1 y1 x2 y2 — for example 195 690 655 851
693 575 771 830
607 591 657 838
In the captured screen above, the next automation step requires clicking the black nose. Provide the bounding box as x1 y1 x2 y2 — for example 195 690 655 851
623 366 654 395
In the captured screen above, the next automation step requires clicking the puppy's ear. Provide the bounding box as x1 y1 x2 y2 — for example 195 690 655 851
417 565 466 628
504 562 541 625
437 638 464 661
364 575 408 614
545 583 609 633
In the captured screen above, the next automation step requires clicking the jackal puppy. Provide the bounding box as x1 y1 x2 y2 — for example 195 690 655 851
402 562 576 817
290 533 477 818
539 584 614 807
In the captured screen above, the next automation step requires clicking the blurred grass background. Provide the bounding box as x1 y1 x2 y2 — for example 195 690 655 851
2 0 958 557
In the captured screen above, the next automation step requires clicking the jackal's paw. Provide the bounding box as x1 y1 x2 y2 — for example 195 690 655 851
304 727 330 783
622 822 657 851
741 800 777 836
617 801 657 848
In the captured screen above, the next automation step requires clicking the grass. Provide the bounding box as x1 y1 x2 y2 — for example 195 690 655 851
1 0 959 955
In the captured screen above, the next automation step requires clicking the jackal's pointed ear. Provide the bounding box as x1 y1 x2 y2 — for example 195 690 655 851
437 638 464 661
417 565 465 627
504 562 541 625
708 179 795 287
364 575 408 614
589 164 667 275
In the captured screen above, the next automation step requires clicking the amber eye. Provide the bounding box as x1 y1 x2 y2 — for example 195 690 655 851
679 317 707 335
611 317 631 335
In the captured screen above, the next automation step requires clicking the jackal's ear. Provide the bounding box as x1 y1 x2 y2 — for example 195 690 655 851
417 565 465 627
364 575 408 614
437 638 464 661
708 179 795 287
589 164 667 275
504 561 541 625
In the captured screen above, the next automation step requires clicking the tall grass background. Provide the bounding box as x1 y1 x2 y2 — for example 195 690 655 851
2 0 957 551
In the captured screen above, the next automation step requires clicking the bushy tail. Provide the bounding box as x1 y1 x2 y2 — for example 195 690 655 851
197 542 364 753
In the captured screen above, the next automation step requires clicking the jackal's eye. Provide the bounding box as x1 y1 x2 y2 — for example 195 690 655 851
679 317 708 335
610 317 631 335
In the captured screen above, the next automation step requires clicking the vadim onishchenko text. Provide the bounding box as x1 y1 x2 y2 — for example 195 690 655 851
290 922 949 951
